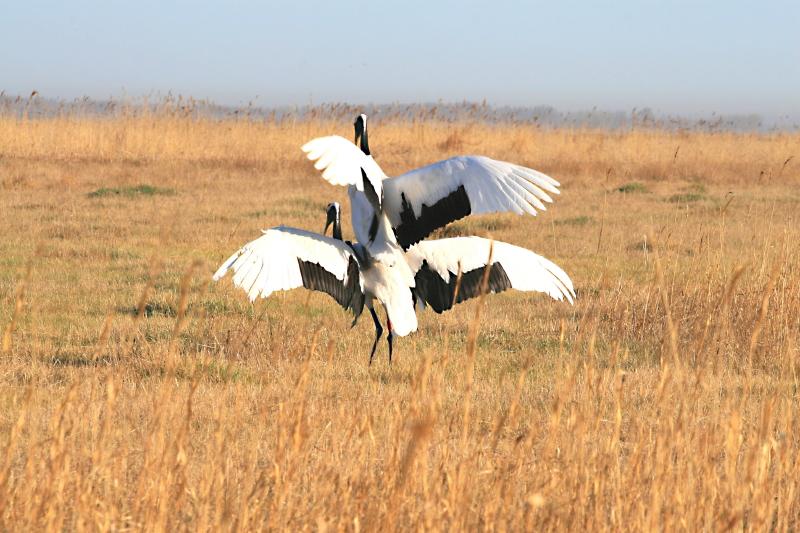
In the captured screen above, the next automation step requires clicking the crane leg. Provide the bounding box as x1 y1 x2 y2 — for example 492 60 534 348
368 306 383 366
386 318 393 364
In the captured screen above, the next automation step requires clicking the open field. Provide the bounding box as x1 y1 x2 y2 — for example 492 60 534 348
1 111 800 530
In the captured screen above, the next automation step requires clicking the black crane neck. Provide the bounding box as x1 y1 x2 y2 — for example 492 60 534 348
360 127 370 155
332 218 343 241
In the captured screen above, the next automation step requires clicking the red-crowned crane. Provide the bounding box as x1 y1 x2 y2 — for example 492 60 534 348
302 114 562 259
213 202 574 365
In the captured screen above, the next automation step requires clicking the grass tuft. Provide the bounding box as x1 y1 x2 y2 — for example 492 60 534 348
616 182 648 193
668 192 705 203
88 184 176 198
555 215 593 226
1 108 799 530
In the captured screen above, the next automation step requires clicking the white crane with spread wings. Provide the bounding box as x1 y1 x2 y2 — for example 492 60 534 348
214 202 574 365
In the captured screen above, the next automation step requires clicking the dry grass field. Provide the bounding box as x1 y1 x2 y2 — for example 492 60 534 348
1 108 799 530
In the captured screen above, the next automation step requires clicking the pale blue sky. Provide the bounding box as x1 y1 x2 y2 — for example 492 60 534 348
2 1 798 115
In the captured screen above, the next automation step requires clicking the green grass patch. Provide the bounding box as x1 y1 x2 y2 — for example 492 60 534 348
45 353 116 368
247 198 330 220
109 248 142 261
436 217 512 237
555 215 592 226
116 301 177 318
88 184 176 198
627 239 653 252
617 182 648 194
668 193 704 203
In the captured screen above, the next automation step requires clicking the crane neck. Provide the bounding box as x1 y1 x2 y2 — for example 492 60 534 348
359 127 370 155
331 212 343 241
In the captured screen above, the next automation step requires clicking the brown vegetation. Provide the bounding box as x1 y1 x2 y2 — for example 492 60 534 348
1 111 799 530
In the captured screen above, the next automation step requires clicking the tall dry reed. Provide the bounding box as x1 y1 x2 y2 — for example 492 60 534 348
0 108 798 530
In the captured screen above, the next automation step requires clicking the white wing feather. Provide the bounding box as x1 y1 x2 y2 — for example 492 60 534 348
213 226 357 302
301 135 387 197
383 155 560 226
406 237 575 304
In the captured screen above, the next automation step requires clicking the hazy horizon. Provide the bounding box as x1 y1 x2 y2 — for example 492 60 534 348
2 1 798 117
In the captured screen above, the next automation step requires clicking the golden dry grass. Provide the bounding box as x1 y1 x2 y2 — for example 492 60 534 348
1 110 800 530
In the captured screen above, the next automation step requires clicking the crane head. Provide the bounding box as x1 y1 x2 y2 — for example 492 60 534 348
324 202 342 240
353 114 370 155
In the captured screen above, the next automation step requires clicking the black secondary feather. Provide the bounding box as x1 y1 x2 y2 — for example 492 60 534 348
413 260 512 313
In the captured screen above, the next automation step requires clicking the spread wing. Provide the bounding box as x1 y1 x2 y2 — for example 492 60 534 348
301 135 386 210
384 156 561 249
405 237 574 313
213 226 364 316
